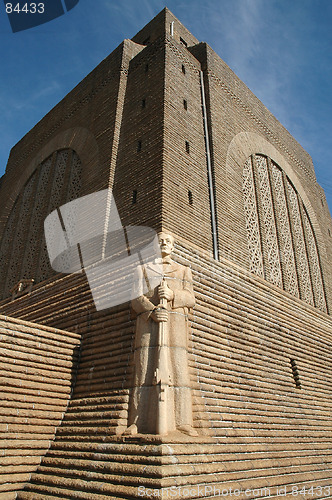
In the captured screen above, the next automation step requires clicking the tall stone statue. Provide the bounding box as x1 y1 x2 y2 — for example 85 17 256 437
125 232 198 436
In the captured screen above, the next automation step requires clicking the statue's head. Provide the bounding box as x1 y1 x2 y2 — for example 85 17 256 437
157 232 174 258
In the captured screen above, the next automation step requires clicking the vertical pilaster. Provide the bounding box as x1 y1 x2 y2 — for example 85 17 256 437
266 157 285 290
283 172 314 305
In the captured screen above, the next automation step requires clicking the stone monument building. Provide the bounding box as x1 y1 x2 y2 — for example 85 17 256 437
1 8 332 499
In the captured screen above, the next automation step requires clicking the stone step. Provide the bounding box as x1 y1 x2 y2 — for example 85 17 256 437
48 440 163 454
159 467 332 490
19 467 332 500
1 323 79 342
77 354 131 371
0 438 53 451
55 425 125 436
45 447 219 463
0 491 19 500
0 315 81 341
1 384 71 400
213 426 332 438
18 474 146 498
0 343 76 365
31 463 157 485
60 418 124 428
47 438 332 457
17 493 71 500
1 360 74 381
0 472 32 490
256 478 332 499
68 403 128 412
0 334 79 356
1 424 57 435
54 434 113 443
63 410 126 421
68 396 128 405
19 454 332 490
0 456 41 467
73 380 127 395
42 454 161 468
1 375 73 396
48 439 217 454
1 393 72 409
1 410 68 427
35 449 332 470
0 406 64 420
17 484 124 500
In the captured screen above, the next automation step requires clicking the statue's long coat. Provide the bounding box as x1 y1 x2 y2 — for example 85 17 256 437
129 259 195 433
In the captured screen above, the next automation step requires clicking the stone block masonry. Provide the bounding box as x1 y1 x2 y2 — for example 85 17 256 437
0 6 331 499
1 238 332 498
0 315 80 497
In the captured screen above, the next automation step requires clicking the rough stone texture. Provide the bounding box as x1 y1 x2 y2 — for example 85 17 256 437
0 315 80 495
0 6 331 499
3 239 332 498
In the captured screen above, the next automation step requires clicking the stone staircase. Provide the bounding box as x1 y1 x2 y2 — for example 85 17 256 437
15 433 332 499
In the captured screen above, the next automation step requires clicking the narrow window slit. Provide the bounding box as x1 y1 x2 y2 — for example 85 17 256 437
185 141 190 154
290 359 301 389
137 141 142 152
183 99 187 110
182 64 186 74
132 190 137 204
188 190 193 205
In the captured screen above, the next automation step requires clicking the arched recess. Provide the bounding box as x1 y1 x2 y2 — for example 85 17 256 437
226 132 329 313
0 127 99 236
0 127 99 300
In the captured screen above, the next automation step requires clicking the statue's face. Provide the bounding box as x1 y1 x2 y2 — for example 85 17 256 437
158 232 174 257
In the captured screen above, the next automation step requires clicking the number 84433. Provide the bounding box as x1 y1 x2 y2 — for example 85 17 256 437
6 3 45 14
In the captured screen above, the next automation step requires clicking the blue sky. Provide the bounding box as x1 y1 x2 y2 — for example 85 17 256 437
0 0 331 214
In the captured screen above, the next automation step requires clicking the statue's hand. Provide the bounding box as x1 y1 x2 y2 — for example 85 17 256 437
151 306 168 323
158 283 174 301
